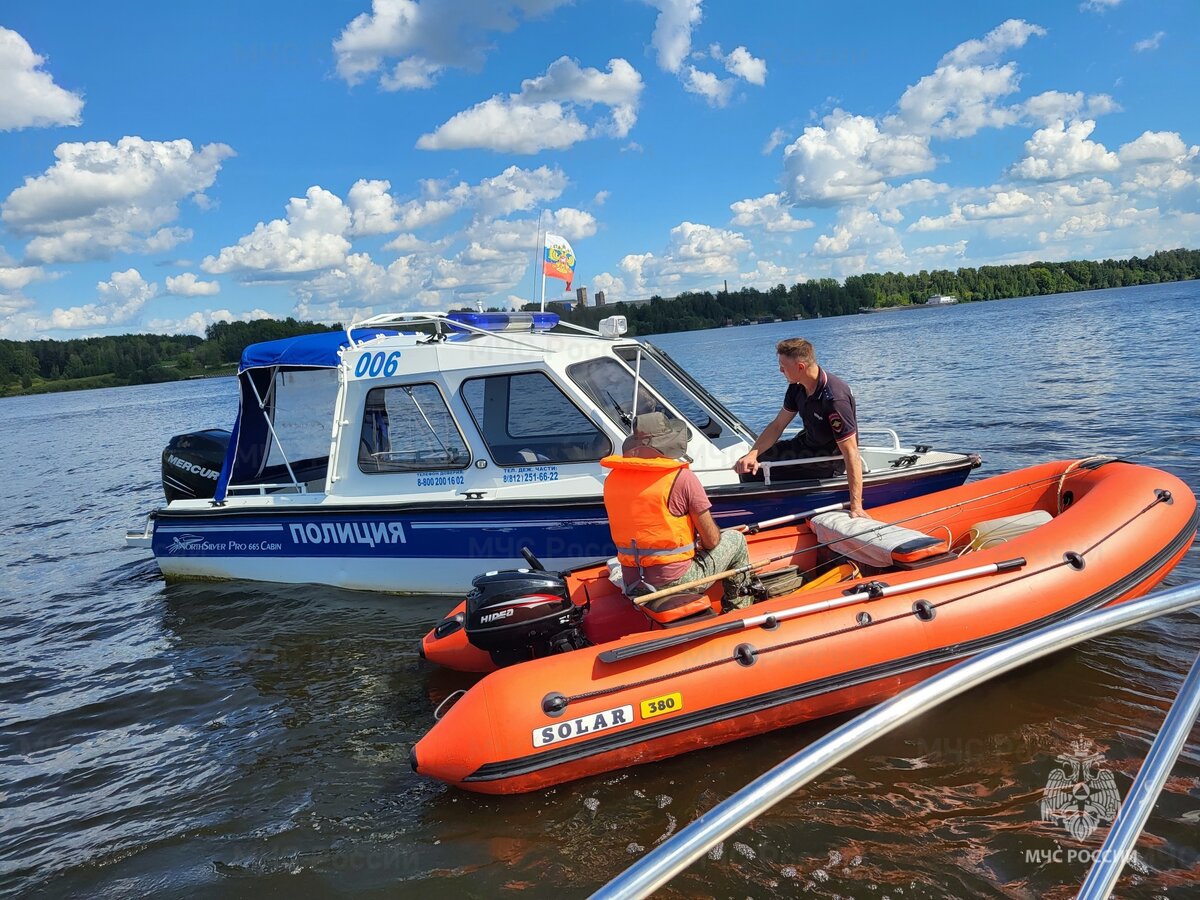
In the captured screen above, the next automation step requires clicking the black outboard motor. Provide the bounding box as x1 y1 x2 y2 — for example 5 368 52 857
464 569 589 667
161 429 231 502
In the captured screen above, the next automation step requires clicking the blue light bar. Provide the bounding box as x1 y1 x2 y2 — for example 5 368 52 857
446 311 560 332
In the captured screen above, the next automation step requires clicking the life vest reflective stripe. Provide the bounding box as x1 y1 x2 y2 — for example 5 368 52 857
601 454 696 567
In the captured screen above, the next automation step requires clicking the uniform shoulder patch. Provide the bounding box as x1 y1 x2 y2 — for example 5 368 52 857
829 412 844 433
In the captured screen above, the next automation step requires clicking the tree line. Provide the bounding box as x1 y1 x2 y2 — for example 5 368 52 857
555 248 1200 334
3 248 1197 395
0 318 333 395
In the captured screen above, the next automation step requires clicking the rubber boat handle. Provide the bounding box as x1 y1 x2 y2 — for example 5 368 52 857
600 557 1027 665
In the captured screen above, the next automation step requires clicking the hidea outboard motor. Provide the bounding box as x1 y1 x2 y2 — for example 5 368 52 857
464 569 589 667
161 429 231 502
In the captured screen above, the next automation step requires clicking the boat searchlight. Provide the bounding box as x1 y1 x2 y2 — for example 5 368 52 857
599 315 628 339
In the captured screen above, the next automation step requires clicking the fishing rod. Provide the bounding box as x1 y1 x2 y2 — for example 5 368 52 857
603 558 1027 664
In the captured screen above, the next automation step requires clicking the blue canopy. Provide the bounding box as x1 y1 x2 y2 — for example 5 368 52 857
238 327 399 372
215 327 399 500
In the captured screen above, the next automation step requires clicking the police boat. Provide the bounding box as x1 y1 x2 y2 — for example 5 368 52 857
125 311 981 594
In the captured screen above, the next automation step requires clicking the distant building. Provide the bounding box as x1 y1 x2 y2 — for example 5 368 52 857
925 294 958 305
596 290 606 306
576 287 588 306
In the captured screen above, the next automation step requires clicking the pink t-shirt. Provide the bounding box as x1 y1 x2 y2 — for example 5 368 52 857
620 467 711 589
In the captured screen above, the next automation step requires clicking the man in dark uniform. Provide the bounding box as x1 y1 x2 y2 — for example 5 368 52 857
733 338 866 517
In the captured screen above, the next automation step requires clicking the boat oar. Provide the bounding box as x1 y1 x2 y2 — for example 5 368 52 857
736 501 847 535
600 557 1026 664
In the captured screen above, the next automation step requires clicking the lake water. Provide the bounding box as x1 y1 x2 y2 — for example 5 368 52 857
2 282 1198 898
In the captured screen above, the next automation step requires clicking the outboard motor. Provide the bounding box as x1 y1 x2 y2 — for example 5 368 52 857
464 569 589 667
161 429 231 502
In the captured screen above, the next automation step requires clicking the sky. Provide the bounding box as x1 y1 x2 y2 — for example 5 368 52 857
0 0 1197 340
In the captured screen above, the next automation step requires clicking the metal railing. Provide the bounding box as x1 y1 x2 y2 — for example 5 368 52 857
593 580 1200 900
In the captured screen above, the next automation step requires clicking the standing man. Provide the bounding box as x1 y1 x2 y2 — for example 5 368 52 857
733 338 866 518
603 412 754 609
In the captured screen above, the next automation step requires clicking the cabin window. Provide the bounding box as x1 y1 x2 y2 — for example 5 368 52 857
265 368 340 469
612 348 721 438
358 383 470 473
461 371 612 465
567 357 669 431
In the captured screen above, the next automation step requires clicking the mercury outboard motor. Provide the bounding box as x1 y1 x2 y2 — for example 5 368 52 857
464 569 589 667
161 429 231 502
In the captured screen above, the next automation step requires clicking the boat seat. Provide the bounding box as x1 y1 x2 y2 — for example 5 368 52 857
809 511 949 569
638 591 717 627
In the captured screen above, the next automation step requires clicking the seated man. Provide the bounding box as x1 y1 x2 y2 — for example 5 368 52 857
601 412 753 609
734 337 865 517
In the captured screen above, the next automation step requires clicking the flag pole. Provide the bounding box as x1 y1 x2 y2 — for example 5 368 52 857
539 224 547 312
531 210 543 311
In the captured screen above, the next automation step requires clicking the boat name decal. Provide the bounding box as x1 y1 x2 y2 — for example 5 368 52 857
533 704 633 748
351 350 403 379
288 521 407 546
167 454 220 481
639 691 683 720
165 533 284 554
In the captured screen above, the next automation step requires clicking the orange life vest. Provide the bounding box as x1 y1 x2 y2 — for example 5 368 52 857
600 454 696 567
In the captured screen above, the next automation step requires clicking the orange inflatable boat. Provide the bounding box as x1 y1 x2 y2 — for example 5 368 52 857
412 459 1197 794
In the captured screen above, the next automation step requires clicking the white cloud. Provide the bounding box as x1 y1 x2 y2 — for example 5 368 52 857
1023 90 1119 126
1117 131 1200 194
418 97 588 154
547 207 598 240
872 179 951 212
739 259 800 289
783 111 935 205
938 19 1047 68
1010 119 1120 181
1133 31 1166 52
729 193 814 232
886 20 1046 139
202 186 352 275
1080 0 1121 12
0 27 84 131
593 190 610 206
471 165 569 218
0 263 44 291
720 45 766 85
347 178 402 235
619 221 750 296
912 240 968 259
417 57 642 152
909 189 1040 232
812 210 905 265
681 66 734 107
165 272 220 296
333 0 570 89
146 307 271 336
763 127 787 155
589 271 628 302
2 137 234 263
44 269 157 331
648 0 703 73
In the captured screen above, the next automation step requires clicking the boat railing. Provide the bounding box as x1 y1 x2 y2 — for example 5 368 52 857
224 482 310 496
592 580 1200 900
